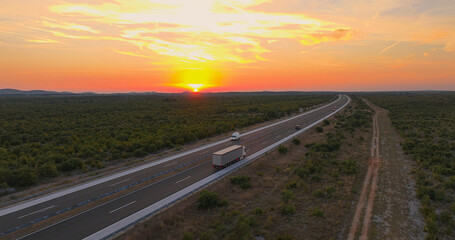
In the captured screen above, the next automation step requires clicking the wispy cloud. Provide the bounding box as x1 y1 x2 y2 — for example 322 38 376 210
378 41 401 55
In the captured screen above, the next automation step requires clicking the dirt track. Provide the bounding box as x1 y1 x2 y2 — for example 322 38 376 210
347 99 424 240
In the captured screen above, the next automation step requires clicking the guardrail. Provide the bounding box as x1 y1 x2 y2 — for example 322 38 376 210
85 95 350 240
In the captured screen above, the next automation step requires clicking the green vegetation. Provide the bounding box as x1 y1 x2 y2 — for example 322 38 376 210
197 190 226 209
278 145 288 154
312 208 325 217
280 204 295 215
0 93 334 189
292 138 300 145
366 92 455 239
230 175 251 189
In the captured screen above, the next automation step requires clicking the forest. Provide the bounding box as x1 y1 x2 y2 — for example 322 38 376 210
0 93 335 189
366 92 455 239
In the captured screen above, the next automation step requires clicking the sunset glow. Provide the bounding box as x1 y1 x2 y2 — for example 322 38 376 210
1 0 454 92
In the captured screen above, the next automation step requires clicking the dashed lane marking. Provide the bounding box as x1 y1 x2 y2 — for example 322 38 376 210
109 201 136 214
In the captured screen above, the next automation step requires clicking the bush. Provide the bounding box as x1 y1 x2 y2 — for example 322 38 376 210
316 126 323 133
183 232 195 240
230 175 251 189
313 190 324 198
281 204 295 215
292 138 300 145
278 145 288 154
8 167 38 187
312 208 324 217
281 190 295 203
339 159 357 175
254 207 263 215
37 163 59 179
197 190 225 209
323 120 330 126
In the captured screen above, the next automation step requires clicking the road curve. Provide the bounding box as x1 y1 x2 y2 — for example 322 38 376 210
0 95 350 240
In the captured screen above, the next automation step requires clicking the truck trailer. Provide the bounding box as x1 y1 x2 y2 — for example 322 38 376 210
212 145 246 170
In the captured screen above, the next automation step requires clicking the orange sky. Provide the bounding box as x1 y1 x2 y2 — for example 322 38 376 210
1 0 454 92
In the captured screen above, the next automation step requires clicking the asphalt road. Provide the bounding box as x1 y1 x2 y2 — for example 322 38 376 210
0 95 349 240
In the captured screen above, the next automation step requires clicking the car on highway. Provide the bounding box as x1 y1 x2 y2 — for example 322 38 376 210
231 132 240 141
295 125 301 130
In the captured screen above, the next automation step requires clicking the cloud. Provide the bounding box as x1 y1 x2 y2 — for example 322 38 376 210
27 39 60 44
46 0 353 64
378 41 401 55
300 29 354 45
41 20 99 33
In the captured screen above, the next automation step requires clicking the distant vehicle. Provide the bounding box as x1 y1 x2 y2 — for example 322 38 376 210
295 125 301 130
212 145 246 170
332 108 336 111
231 132 240 141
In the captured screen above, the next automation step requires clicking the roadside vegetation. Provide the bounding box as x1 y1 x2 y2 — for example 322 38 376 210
119 96 374 240
0 93 333 190
366 92 455 239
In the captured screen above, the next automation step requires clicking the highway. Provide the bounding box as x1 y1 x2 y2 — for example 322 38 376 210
0 95 349 240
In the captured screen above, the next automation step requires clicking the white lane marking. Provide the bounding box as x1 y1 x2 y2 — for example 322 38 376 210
110 179 130 187
109 201 136 214
163 162 176 168
18 205 55 219
175 176 191 184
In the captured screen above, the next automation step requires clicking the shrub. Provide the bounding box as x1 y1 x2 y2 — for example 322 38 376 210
254 207 263 215
281 190 294 203
281 204 295 215
183 232 194 240
312 208 324 217
230 175 251 189
292 138 301 145
197 190 224 209
313 190 324 198
37 163 59 179
8 167 37 187
325 186 336 197
286 181 298 189
323 120 330 126
278 145 288 154
339 159 357 175
316 126 323 133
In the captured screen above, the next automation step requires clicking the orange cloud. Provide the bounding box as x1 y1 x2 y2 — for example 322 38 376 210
47 0 353 64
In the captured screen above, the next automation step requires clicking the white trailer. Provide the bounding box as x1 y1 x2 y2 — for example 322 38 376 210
212 145 246 169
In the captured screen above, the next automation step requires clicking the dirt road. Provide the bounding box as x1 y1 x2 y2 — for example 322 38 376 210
347 99 424 240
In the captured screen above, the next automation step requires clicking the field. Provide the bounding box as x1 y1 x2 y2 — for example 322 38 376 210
366 92 455 239
0 93 334 190
118 96 374 240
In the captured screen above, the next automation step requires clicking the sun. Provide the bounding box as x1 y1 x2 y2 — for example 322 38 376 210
188 84 203 92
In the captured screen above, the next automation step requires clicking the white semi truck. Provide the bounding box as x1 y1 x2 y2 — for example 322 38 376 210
212 145 246 170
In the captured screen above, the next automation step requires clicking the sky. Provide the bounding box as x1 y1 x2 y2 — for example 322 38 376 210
0 0 454 92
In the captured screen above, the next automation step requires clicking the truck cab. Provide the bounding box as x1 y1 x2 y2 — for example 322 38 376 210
231 132 240 141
